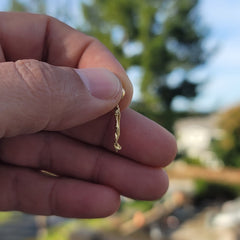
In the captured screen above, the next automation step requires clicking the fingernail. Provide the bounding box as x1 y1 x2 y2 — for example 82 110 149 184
74 68 121 100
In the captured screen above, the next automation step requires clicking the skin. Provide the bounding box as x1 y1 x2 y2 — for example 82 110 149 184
0 12 177 218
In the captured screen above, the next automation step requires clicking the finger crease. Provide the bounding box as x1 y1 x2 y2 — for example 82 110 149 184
39 133 53 171
48 178 58 215
41 16 51 62
91 149 104 183
0 44 6 61
76 38 95 68
11 172 20 211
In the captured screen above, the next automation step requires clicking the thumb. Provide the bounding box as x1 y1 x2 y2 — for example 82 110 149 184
0 59 122 137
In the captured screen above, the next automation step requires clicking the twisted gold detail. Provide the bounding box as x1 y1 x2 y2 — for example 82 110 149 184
114 89 125 152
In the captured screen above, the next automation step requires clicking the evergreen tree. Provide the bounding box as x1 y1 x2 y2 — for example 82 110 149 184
82 0 208 130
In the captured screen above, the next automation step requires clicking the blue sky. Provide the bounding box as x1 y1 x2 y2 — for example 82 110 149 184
128 0 240 112
0 0 239 113
192 0 240 112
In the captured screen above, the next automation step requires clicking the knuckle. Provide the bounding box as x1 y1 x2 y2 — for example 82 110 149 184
10 171 21 210
48 179 58 215
14 59 51 98
91 149 105 183
14 59 53 129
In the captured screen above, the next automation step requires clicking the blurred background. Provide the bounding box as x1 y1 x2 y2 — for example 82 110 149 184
0 0 240 239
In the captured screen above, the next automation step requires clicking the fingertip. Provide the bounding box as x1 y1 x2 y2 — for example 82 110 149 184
159 131 178 168
88 187 121 218
69 184 121 219
99 188 121 218
120 109 177 168
140 168 169 201
113 163 169 201
155 169 169 199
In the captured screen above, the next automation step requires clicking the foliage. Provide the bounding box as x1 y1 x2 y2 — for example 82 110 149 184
194 179 240 204
10 0 46 13
38 221 77 240
212 105 240 167
0 212 16 223
181 156 202 166
120 200 154 213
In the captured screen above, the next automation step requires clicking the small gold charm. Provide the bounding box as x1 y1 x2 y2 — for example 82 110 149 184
114 104 121 152
114 89 125 152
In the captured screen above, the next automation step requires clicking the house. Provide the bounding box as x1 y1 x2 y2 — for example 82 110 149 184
174 114 223 168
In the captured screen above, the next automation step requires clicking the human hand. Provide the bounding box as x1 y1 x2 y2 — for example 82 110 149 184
0 12 177 218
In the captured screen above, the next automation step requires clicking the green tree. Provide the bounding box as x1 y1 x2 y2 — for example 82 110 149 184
82 0 208 130
212 105 240 167
10 0 46 13
9 0 73 24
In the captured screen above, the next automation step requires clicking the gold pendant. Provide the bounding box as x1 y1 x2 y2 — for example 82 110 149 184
114 89 125 152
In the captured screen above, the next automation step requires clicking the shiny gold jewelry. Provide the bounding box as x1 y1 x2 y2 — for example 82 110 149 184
114 89 125 152
114 104 121 152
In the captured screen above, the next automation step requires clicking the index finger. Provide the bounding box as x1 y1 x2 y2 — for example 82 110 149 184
63 108 177 167
0 12 132 107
